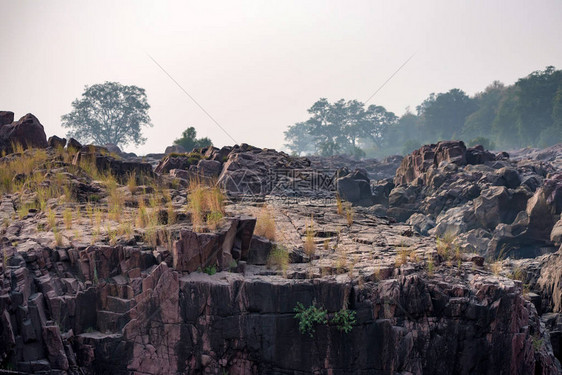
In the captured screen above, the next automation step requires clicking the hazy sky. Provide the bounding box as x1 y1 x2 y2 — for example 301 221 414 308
1 0 561 155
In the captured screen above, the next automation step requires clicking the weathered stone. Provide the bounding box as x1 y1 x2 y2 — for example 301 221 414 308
248 236 272 265
48 135 67 149
0 113 48 154
67 137 82 150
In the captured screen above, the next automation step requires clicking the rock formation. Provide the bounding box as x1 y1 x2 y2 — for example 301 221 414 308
1 114 561 374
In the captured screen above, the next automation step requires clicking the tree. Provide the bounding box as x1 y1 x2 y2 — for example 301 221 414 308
418 89 476 141
284 122 315 156
174 127 212 151
491 86 521 148
515 66 562 144
61 82 152 148
286 98 396 158
462 81 505 141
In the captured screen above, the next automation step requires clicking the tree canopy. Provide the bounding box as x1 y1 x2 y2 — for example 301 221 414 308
173 126 212 151
285 66 562 158
61 82 152 149
285 98 397 158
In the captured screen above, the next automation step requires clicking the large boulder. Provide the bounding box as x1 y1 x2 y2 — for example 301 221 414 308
164 144 186 154
0 113 48 154
336 168 375 206
473 186 529 230
48 135 67 149
465 144 496 165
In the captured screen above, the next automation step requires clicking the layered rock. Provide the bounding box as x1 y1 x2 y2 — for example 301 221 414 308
72 145 153 182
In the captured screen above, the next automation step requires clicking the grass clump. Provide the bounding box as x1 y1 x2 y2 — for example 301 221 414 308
254 206 276 240
126 172 137 194
336 194 343 215
63 208 73 230
53 229 63 247
436 232 461 264
303 218 316 259
47 209 57 229
267 245 289 274
187 179 225 232
345 203 354 226
426 256 434 276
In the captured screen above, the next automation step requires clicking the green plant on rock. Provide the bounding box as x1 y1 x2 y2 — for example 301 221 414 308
331 308 357 333
293 302 328 337
203 265 217 275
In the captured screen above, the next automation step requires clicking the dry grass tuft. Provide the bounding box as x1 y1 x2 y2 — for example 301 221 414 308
127 172 137 194
345 203 354 226
187 179 226 232
436 232 461 263
336 194 344 215
267 245 289 275
63 208 73 230
254 206 276 240
303 217 316 259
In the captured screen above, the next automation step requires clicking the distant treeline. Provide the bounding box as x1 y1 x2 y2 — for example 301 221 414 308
284 66 562 158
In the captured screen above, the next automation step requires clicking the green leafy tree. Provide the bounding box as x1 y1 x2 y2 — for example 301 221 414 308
462 81 505 141
491 86 521 148
173 127 212 151
61 81 152 148
418 89 477 141
515 66 562 144
283 122 316 155
286 98 396 157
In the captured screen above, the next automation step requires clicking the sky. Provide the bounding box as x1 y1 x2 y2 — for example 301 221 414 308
1 0 561 155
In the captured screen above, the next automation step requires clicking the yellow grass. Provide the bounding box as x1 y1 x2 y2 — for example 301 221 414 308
303 217 316 259
267 245 289 275
187 178 226 232
63 208 73 230
254 206 276 240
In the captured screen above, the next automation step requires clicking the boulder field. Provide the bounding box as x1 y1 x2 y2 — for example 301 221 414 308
0 112 562 374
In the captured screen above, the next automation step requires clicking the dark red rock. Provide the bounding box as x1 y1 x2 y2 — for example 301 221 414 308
48 135 67 149
0 113 48 154
67 137 82 150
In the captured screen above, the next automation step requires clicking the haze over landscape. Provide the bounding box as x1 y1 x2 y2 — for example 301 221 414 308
5 1 562 374
2 0 562 154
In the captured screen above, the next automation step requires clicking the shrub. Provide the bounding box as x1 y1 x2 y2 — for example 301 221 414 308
293 302 328 337
332 308 357 333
